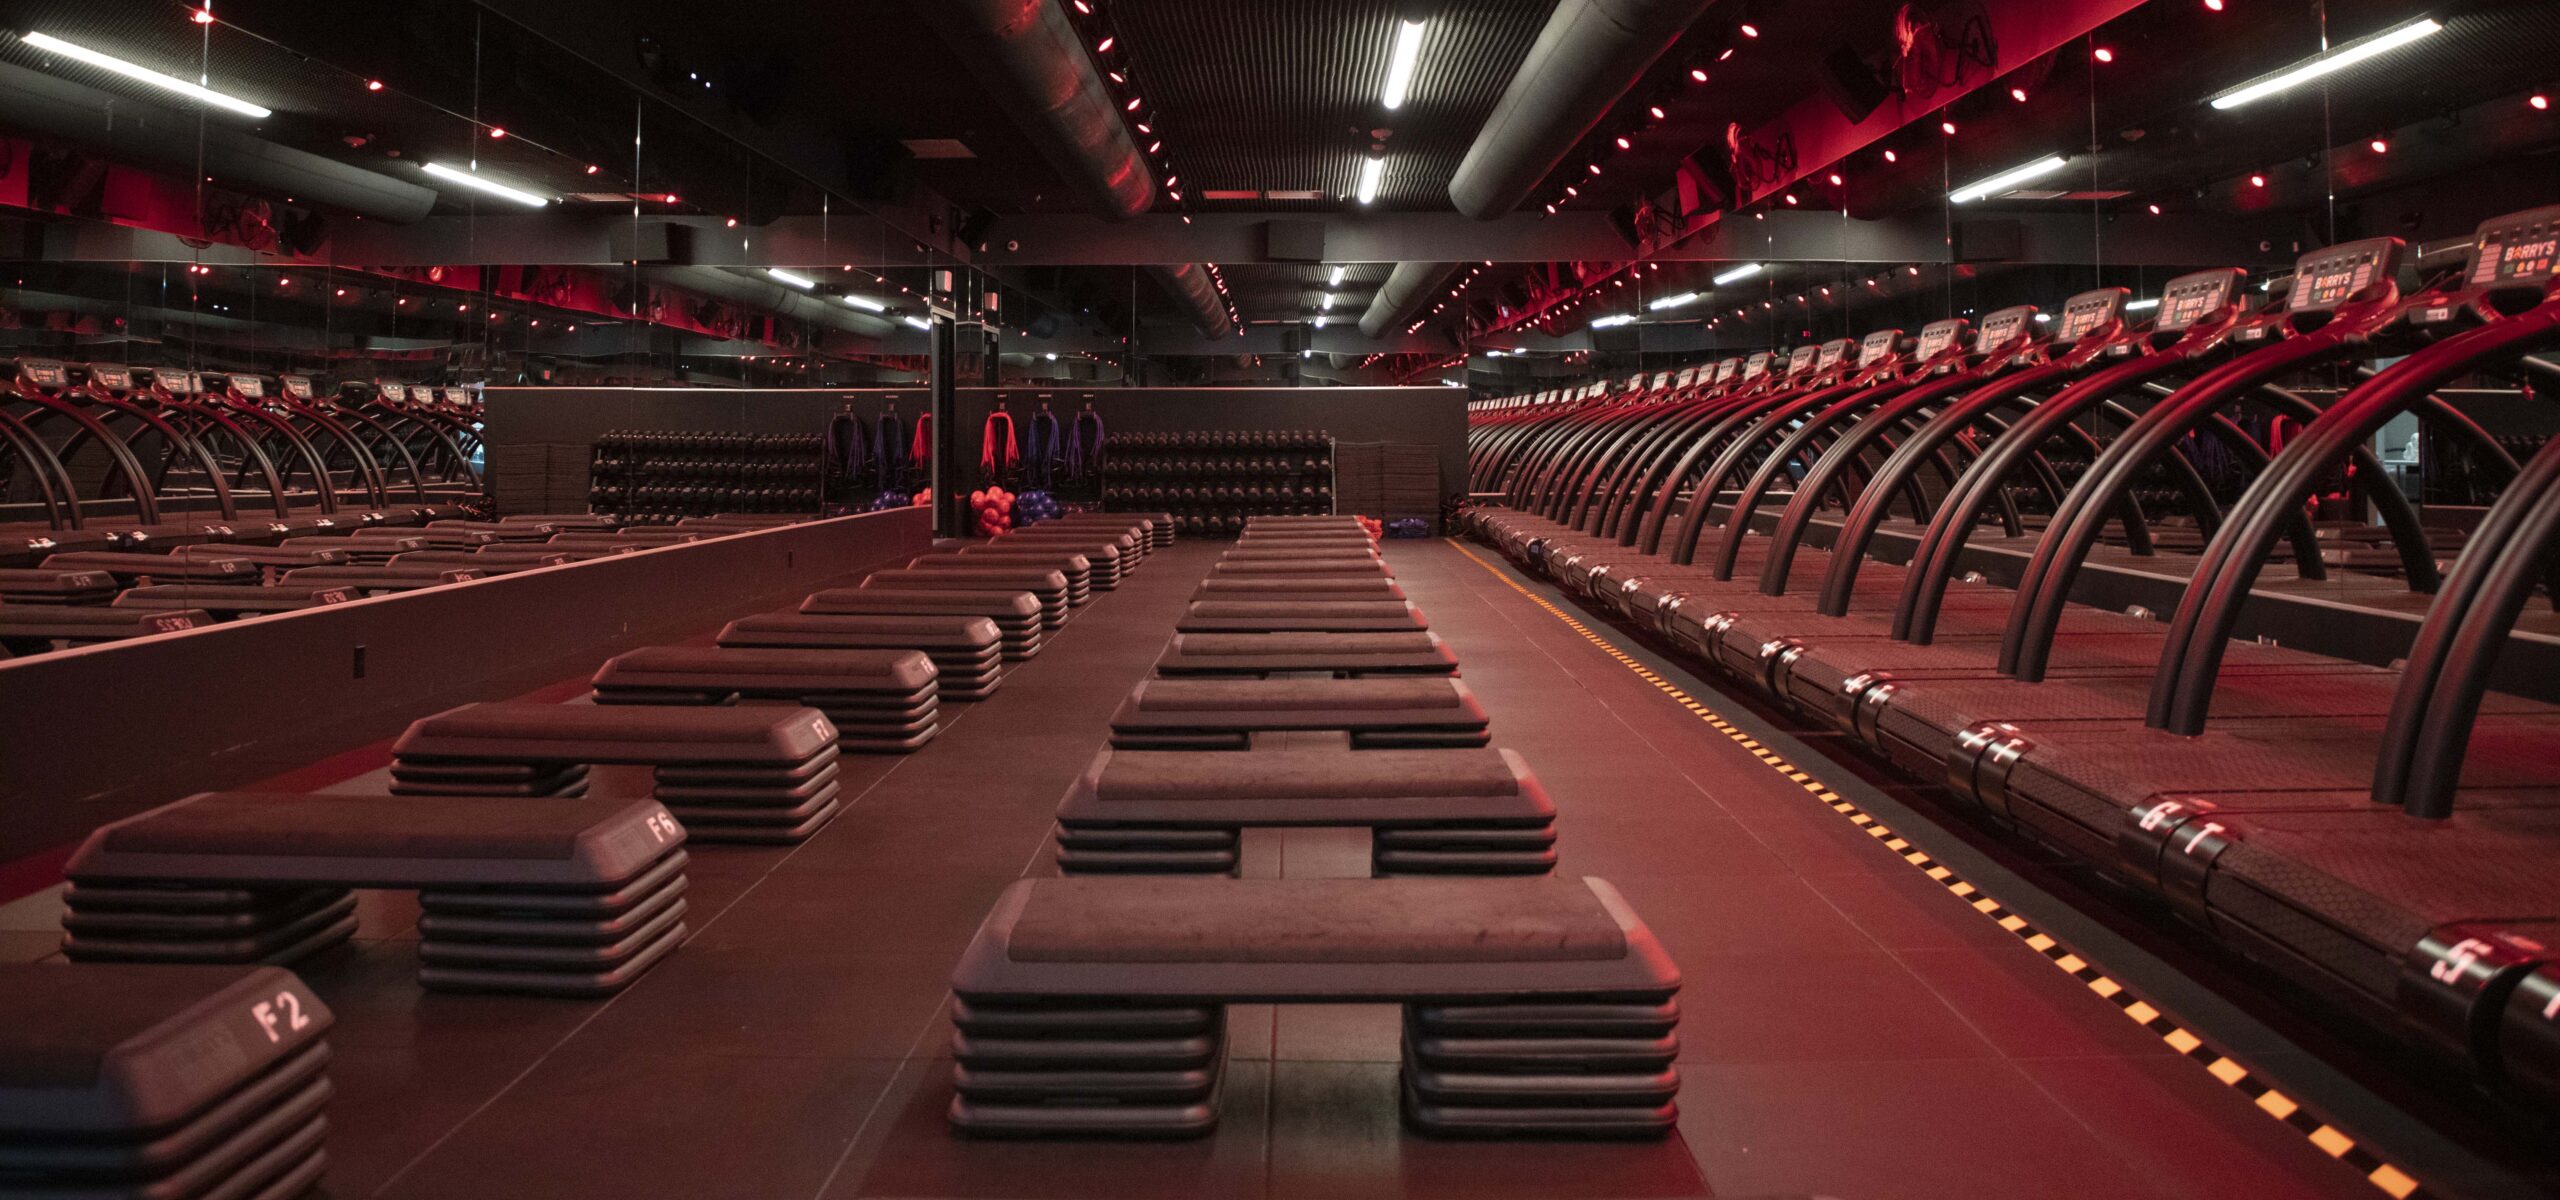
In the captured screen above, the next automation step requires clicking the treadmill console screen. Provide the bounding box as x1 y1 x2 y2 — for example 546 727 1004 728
2056 290 2124 343
410 385 438 405
88 365 132 391
1857 329 1900 367
230 375 265 399
1816 339 1851 371
1677 367 1698 389
1786 345 1820 375
163 371 202 395
1916 319 1966 360
2156 269 2242 332
281 376 314 400
1978 306 2036 353
18 361 66 387
2466 205 2560 288
1743 353 1771 379
2286 237 2400 312
1651 371 1672 391
1714 359 1740 383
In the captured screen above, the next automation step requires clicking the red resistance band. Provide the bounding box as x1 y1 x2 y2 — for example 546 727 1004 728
980 410 1019 477
909 412 935 465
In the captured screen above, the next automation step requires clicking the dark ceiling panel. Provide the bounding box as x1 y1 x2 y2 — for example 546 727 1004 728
1104 0 1557 212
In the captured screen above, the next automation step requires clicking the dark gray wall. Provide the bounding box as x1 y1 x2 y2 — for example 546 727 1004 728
482 385 1470 504
0 509 931 865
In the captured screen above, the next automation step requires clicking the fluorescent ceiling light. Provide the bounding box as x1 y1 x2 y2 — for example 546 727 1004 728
1592 314 1637 327
1949 155 2068 204
766 268 817 289
903 315 931 330
2125 298 2160 311
1320 293 1336 310
21 32 271 118
1711 263 1763 285
842 295 887 313
1649 291 1700 311
420 162 551 207
1381 20 1427 110
1329 265 1348 286
1355 157 1385 204
2209 18 2442 110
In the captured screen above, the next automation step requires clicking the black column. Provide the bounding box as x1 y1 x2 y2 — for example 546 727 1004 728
929 314 962 538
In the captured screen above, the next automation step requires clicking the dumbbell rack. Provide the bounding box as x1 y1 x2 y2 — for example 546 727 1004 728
1101 430 1334 538
588 431 824 525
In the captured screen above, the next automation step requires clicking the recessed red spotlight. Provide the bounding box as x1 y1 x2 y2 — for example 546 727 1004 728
1648 105 1666 120
585 164 599 175
1689 67 1709 83
725 216 739 227
2203 0 2223 10
2092 46 2115 63
1586 163 1601 175
1563 185 1578 197
1096 36 1113 52
1827 172 1843 186
2010 86 2028 102
1782 192 1798 205
487 127 506 139
1615 136 1631 150
2249 173 2266 187
1940 120 1957 135
2369 136 2389 154
1882 148 1897 163
365 79 383 92
1737 23 1759 37
2533 93 2551 111
191 8 213 23
1072 0 1091 12
2147 203 2163 214
1124 97 1142 111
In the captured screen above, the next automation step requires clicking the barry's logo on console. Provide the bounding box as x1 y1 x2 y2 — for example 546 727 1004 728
1858 329 1901 367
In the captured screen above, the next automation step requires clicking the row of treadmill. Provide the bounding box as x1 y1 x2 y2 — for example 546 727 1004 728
1460 202 2560 1120
0 358 484 563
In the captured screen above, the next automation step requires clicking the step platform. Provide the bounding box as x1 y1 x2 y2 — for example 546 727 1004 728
58 793 691 994
721 612 1008 700
0 963 334 1198
287 563 488 592
1154 631 1458 677
393 702 843 845
1193 576 1405 601
1053 746 1555 876
1178 599 1426 634
948 876 1676 1137
111 584 356 618
863 567 1070 630
0 566 119 604
1108 677 1489 750
798 588 1045 661
592 645 941 753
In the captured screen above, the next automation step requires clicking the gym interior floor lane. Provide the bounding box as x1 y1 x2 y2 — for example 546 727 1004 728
0 536 2441 1199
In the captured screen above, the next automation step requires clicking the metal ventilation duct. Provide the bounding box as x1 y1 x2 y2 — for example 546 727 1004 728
1359 261 1461 338
1447 0 1714 220
648 267 900 339
1150 263 1234 339
912 0 1155 220
0 60 437 224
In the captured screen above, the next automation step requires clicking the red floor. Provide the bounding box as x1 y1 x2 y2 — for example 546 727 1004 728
0 537 2482 1198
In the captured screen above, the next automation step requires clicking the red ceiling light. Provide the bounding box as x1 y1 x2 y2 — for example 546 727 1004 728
1614 135 1632 150
585 164 600 175
725 216 739 227
1586 163 1601 175
1135 122 1152 132
1782 192 1798 205
1108 70 1125 83
1689 67 1709 83
1072 0 1091 13
2010 86 2028 102
1124 97 1142 111
1096 35 1114 52
2203 0 2223 10
1827 172 1843 185
2368 136 2389 154
1563 185 1578 197
1882 148 1897 163
365 79 383 92
2533 93 2551 111
1648 105 1666 120
1717 47 1734 61
2147 202 2163 214
2249 173 2266 187
1737 22 1759 37
2092 46 2114 63
1147 140 1162 153
1940 120 1957 135
191 7 214 23
664 193 680 203
487 127 506 139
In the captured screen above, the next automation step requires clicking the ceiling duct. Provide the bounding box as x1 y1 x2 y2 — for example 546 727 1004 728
911 0 1155 220
1149 263 1234 339
1359 261 1461 338
0 60 437 224
646 267 900 339
1446 0 1714 220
